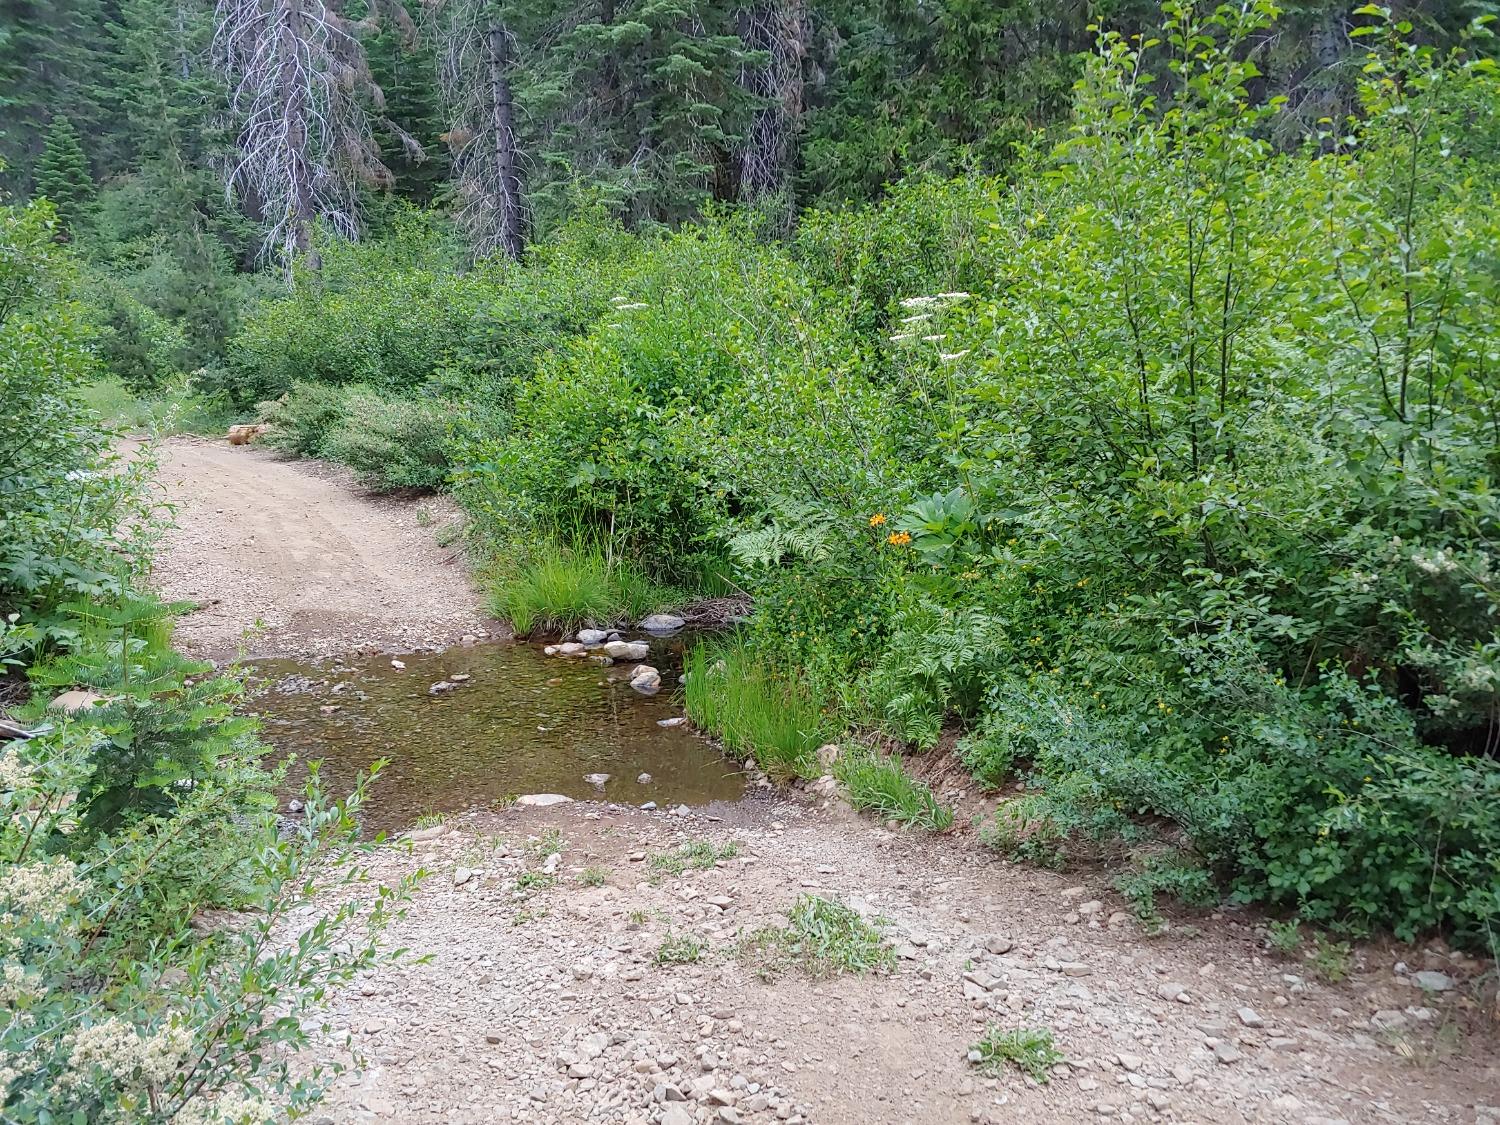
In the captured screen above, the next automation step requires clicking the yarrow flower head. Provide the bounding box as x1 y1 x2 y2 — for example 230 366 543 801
868 513 886 527
887 531 912 547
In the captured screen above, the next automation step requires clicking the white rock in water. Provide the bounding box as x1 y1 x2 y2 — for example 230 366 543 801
604 640 650 661
577 629 609 645
514 793 573 807
584 772 610 788
657 716 688 728
390 659 405 670
639 613 686 633
629 665 662 695
556 642 587 656
637 772 653 784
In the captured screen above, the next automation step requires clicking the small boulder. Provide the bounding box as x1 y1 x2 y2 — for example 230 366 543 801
577 629 609 645
604 640 650 661
629 665 662 695
514 793 573 807
639 613 686 634
1412 970 1456 992
637 772 654 784
657 716 688 729
584 772 610 788
49 690 107 715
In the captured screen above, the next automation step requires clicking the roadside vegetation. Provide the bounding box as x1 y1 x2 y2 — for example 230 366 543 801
6 20 1497 1117
203 8 1498 959
0 197 408 1119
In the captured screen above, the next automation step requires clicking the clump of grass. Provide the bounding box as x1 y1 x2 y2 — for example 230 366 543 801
413 811 447 830
80 374 237 436
740 895 895 979
526 828 565 858
1310 934 1351 983
648 839 740 877
968 1025 1063 1082
579 865 609 887
685 639 824 778
1267 919 1302 957
486 539 677 636
834 748 954 831
654 931 707 966
514 871 557 893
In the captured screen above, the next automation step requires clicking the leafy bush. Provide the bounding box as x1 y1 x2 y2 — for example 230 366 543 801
833 746 954 832
684 639 824 779
259 382 453 491
320 389 451 491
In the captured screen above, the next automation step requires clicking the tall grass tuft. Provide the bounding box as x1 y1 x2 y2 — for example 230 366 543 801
684 638 823 778
834 747 954 832
487 540 676 635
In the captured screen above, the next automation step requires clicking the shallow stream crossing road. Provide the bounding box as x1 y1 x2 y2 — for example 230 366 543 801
146 437 1500 1125
150 437 493 659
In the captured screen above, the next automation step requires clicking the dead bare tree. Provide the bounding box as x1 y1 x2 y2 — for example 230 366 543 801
737 0 806 207
213 0 423 272
427 0 526 258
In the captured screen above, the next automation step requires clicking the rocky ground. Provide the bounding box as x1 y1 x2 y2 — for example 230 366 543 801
148 437 495 659
300 800 1499 1125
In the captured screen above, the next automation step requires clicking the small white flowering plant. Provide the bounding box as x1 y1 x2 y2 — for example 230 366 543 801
0 721 412 1122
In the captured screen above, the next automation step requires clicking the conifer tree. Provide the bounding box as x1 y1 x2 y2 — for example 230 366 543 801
33 115 94 230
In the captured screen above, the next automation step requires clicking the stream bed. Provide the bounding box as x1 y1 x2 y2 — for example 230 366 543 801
249 637 745 834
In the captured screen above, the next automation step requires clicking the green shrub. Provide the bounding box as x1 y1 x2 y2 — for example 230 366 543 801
258 380 349 457
833 747 954 832
320 388 451 491
684 639 824 779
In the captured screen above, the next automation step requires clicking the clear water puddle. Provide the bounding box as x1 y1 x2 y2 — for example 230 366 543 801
248 637 745 835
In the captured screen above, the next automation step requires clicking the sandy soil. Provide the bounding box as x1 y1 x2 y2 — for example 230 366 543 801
150 435 1500 1125
150 438 496 659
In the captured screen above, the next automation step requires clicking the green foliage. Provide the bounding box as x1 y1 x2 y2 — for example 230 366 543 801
967 1025 1064 1083
684 639 824 779
18 593 262 839
654 931 707 966
833 746 954 832
0 199 155 628
33 115 94 230
647 839 739 877
487 539 676 636
259 381 452 491
740 895 896 980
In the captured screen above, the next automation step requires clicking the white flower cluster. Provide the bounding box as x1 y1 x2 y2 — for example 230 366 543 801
898 291 970 309
61 1016 194 1092
0 960 35 1005
1410 548 1460 575
0 858 82 927
175 1089 277 1125
0 749 33 794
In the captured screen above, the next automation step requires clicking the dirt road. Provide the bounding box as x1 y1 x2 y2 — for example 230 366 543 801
151 438 493 659
150 437 1499 1125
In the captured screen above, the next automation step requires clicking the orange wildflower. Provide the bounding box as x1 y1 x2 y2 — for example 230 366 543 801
868 513 887 527
887 531 912 546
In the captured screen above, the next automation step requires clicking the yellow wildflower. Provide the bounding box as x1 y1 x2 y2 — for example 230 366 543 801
869 513 887 527
887 531 912 546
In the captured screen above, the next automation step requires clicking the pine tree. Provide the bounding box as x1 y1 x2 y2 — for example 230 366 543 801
33 115 94 230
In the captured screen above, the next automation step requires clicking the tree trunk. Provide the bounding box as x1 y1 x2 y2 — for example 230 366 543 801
278 0 318 269
485 21 524 258
737 0 806 206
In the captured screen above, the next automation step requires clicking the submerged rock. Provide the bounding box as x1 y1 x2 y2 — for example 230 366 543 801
657 716 688 729
577 628 609 645
584 772 610 788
